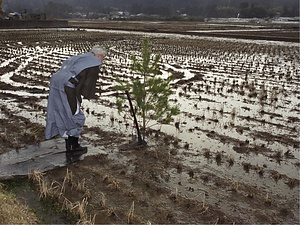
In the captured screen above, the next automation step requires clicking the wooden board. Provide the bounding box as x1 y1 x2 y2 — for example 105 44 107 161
0 138 107 181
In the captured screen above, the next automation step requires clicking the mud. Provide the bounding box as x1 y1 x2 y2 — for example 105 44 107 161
0 21 299 224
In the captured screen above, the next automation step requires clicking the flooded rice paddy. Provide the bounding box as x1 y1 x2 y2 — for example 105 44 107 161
0 26 299 223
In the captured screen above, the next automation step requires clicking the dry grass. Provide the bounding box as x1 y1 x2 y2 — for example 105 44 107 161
127 201 135 223
0 184 38 224
28 170 95 224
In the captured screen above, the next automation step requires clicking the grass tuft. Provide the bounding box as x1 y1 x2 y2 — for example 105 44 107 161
0 184 38 224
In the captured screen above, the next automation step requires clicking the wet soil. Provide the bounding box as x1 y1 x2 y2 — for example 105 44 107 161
68 20 300 42
0 21 299 224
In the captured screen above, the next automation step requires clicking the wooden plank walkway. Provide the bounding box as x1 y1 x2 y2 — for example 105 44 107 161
0 138 107 181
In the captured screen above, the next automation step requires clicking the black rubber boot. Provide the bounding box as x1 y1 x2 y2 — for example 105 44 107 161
65 138 75 164
65 138 71 152
68 136 87 155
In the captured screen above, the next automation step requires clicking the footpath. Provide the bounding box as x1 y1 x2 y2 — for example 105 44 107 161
0 138 107 181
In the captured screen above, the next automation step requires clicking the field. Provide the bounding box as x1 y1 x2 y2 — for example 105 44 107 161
0 21 299 224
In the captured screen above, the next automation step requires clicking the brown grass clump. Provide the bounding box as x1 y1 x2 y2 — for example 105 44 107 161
0 184 38 224
28 170 96 224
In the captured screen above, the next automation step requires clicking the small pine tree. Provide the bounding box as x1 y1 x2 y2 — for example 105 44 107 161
115 38 180 141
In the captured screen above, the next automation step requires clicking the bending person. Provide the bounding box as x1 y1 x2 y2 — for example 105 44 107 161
45 45 107 155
